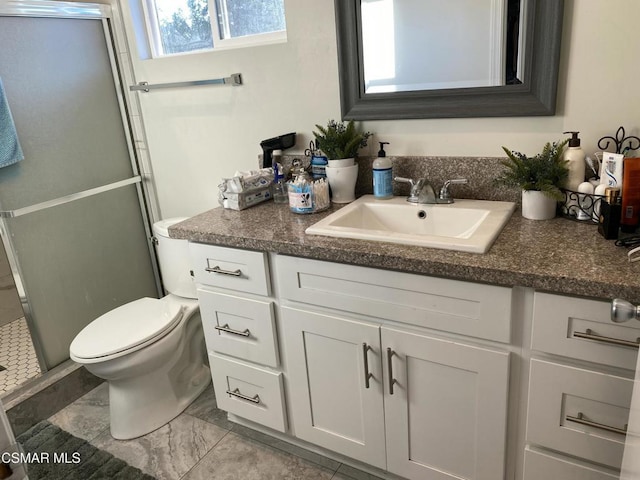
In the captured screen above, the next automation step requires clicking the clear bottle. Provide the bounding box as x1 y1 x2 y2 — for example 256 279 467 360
272 162 288 204
288 160 315 214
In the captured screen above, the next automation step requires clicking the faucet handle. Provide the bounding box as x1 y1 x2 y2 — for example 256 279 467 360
439 178 468 203
394 176 422 186
394 176 425 192
394 176 426 203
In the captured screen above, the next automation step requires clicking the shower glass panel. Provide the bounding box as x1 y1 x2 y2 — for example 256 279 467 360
0 4 160 372
0 16 135 211
6 185 157 369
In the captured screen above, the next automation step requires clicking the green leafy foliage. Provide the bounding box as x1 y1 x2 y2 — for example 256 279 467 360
158 0 212 54
313 120 373 160
496 140 569 200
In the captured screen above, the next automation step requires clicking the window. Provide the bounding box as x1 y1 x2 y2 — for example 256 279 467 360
143 0 287 57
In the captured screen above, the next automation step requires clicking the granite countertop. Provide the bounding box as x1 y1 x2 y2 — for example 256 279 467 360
170 200 640 304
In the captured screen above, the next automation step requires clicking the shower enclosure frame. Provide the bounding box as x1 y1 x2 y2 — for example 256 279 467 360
0 0 163 374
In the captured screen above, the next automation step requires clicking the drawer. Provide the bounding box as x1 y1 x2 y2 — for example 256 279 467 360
275 255 512 343
198 288 279 367
190 243 270 296
532 292 640 370
523 447 619 480
527 359 633 469
209 353 286 432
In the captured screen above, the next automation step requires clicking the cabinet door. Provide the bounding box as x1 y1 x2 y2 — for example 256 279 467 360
281 307 386 469
382 327 510 480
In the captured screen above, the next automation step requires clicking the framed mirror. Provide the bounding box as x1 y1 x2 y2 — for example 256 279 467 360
335 0 564 120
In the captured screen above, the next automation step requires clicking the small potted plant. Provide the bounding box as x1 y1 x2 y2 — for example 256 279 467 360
313 120 372 165
496 140 569 220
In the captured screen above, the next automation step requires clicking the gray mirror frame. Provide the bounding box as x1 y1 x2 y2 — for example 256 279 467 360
335 0 564 120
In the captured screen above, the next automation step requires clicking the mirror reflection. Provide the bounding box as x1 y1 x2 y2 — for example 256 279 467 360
361 0 524 94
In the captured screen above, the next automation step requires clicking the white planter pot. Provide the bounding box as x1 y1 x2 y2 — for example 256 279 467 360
521 190 557 220
325 164 358 203
327 157 354 168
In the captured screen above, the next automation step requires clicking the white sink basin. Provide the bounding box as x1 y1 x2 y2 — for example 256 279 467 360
306 195 515 253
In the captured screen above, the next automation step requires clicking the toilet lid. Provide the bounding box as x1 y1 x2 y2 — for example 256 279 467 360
70 297 184 360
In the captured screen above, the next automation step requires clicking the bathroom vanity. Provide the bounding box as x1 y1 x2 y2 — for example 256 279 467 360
171 201 640 480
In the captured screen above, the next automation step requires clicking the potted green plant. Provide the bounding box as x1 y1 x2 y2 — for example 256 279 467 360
313 120 372 164
496 140 569 220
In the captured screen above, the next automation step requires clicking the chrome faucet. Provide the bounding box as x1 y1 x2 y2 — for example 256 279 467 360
394 177 468 204
438 178 469 204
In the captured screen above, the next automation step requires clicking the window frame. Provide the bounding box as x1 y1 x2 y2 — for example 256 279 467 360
141 0 287 58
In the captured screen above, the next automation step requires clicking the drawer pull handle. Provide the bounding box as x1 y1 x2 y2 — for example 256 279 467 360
214 324 251 337
573 328 640 349
226 388 260 404
362 343 373 389
206 266 242 277
387 348 398 395
566 412 628 435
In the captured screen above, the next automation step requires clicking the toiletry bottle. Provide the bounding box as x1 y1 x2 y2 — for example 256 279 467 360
593 183 607 222
600 152 625 190
272 162 288 204
621 157 640 233
373 142 392 199
310 140 328 180
563 131 586 191
598 187 622 239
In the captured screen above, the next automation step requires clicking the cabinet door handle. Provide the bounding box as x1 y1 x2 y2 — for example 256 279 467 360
386 347 397 395
206 265 242 276
226 388 261 404
214 324 251 337
573 328 640 349
566 412 627 435
362 343 373 388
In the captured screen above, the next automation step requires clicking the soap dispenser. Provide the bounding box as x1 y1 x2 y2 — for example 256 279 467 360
373 141 393 199
563 131 586 191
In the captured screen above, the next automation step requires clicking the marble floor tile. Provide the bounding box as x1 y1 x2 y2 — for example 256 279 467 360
48 382 110 442
231 424 341 472
184 384 234 431
91 412 229 480
333 463 386 480
183 431 336 480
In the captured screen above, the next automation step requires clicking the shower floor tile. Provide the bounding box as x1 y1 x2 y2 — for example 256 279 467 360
0 317 42 395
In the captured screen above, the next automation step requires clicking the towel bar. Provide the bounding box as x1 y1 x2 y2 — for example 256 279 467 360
129 73 242 93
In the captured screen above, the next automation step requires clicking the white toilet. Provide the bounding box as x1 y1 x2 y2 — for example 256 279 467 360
70 218 210 440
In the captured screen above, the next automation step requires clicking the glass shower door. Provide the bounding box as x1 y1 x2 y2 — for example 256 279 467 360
0 6 160 370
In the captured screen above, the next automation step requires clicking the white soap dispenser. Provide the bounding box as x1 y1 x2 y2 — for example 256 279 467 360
563 131 586 191
373 141 393 199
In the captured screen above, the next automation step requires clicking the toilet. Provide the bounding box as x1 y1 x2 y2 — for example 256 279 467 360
70 218 210 440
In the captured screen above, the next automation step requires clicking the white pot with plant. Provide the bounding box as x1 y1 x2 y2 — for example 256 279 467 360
313 120 372 203
312 120 372 166
496 140 569 220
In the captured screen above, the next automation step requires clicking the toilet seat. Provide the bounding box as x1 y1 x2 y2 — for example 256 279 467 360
70 297 184 361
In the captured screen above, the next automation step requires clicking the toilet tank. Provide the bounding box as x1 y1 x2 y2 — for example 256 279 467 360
152 218 197 299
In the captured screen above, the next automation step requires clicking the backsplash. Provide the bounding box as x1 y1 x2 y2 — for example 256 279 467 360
267 155 520 203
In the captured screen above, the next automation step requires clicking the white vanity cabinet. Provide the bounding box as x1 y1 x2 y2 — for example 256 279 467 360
524 292 639 479
187 241 638 480
277 256 511 480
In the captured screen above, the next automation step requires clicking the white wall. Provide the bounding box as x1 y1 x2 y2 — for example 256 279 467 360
116 0 640 218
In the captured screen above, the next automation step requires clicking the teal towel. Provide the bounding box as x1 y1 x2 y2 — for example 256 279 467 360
0 77 24 168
